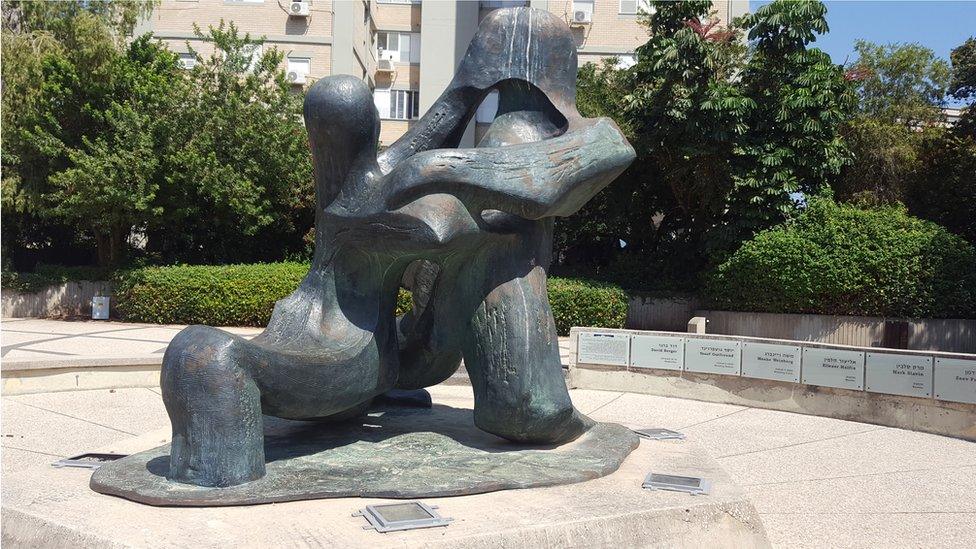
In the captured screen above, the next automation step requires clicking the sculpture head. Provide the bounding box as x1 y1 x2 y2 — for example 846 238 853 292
304 75 380 206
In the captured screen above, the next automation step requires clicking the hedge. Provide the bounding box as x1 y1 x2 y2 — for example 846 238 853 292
1 264 114 293
705 198 976 318
116 262 628 333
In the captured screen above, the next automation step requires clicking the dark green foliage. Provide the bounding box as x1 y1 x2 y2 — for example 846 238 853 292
2 3 312 269
949 37 976 138
848 40 950 125
116 263 628 333
706 199 976 318
547 277 629 335
560 0 855 289
1 264 114 293
115 263 310 326
905 134 976 244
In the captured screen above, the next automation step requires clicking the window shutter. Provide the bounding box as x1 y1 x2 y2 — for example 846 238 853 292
620 0 638 14
399 33 411 63
409 33 421 63
374 89 391 118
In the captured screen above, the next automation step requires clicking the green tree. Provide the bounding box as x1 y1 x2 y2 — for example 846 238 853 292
1 0 160 267
848 40 950 125
949 37 976 138
904 133 976 244
557 0 854 288
837 41 952 204
147 22 314 264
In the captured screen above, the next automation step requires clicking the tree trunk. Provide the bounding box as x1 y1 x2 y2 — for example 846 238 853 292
95 225 125 268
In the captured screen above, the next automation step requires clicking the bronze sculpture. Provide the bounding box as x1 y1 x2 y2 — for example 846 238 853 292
92 8 637 500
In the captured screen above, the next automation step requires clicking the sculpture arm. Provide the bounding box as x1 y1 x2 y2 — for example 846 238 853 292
385 118 635 220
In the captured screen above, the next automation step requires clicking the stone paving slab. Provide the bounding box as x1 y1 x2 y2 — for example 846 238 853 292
1 319 262 360
3 382 975 547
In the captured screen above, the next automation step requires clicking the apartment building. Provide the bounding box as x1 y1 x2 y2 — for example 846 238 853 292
142 0 747 147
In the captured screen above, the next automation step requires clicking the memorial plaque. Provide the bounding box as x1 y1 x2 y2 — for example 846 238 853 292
801 347 864 390
642 472 711 495
934 357 976 404
741 342 801 383
630 335 684 371
577 332 630 367
633 428 686 440
684 339 741 375
865 352 932 398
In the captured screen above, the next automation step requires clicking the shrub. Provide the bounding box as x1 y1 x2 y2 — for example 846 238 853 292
547 277 629 335
116 263 310 326
1 264 115 293
705 198 976 318
116 263 629 332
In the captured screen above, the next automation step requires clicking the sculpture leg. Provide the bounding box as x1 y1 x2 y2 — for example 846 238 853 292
161 325 265 487
462 263 592 444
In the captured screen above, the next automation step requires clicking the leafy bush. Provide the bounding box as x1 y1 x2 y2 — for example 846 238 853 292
1 264 115 292
116 263 310 326
116 263 628 332
705 198 976 318
547 277 629 335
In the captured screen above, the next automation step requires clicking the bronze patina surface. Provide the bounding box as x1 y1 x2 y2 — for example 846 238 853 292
92 7 636 503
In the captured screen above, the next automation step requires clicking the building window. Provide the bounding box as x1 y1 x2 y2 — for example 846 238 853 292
480 1 528 8
243 44 262 72
619 0 653 15
178 52 197 69
374 89 420 120
615 54 637 69
377 31 421 63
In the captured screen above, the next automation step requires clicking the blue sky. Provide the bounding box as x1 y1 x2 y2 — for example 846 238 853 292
750 1 975 104
749 1 974 64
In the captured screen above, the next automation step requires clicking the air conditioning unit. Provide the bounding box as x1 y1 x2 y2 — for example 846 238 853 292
289 2 310 17
572 10 592 24
376 59 395 73
286 71 307 84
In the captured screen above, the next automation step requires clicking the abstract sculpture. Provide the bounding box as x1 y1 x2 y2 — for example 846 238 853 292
156 8 634 490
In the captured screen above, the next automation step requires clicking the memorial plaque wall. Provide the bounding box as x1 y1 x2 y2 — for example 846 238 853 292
865 353 932 398
801 347 865 390
631 335 685 371
934 357 976 404
741 342 801 383
577 332 631 367
685 339 741 375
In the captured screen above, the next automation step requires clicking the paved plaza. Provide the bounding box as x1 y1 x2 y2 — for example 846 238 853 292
1 320 974 547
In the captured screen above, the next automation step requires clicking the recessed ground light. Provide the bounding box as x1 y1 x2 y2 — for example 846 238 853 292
642 473 711 495
52 453 126 469
354 502 453 533
632 428 686 440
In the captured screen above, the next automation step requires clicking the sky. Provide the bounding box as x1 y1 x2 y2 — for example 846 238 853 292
750 1 975 104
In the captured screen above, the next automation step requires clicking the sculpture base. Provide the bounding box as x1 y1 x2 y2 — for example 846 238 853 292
90 403 639 506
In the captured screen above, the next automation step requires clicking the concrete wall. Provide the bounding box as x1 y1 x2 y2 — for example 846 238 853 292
699 310 976 354
2 282 115 319
626 295 700 332
569 327 976 441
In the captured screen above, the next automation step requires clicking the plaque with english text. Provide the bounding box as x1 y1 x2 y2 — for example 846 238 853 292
801 347 864 390
934 357 976 404
631 335 685 371
741 342 801 383
685 339 741 375
577 332 630 367
865 352 932 398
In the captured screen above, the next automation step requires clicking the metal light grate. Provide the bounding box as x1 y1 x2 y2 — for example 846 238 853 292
354 502 453 533
633 428 686 440
52 453 126 470
642 472 711 495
